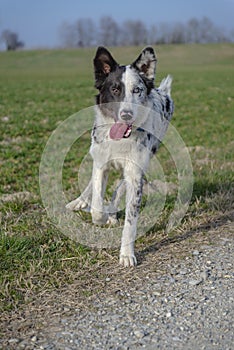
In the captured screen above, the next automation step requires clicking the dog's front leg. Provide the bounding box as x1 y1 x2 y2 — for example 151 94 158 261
107 179 126 224
91 163 108 225
119 170 143 267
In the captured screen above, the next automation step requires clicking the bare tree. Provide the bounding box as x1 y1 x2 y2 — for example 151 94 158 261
230 28 234 42
59 22 77 48
186 17 228 44
1 30 24 50
76 18 96 47
156 22 172 44
186 18 201 43
148 24 158 45
199 17 227 43
99 16 119 46
171 22 186 44
122 20 148 46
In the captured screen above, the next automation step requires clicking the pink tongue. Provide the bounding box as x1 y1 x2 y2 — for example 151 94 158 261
110 123 131 140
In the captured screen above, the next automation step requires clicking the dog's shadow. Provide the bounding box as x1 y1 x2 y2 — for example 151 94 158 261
136 212 232 266
136 180 233 266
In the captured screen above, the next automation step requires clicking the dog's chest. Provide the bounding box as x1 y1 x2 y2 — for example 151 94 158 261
90 125 156 171
90 133 133 168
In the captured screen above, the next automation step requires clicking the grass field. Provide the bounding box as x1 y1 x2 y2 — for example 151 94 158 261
0 44 233 313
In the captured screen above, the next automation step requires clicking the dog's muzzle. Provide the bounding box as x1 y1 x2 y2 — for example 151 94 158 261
120 110 133 122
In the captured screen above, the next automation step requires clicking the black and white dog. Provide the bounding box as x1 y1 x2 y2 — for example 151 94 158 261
66 46 174 267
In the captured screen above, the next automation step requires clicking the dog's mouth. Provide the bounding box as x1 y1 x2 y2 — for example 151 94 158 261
109 122 132 140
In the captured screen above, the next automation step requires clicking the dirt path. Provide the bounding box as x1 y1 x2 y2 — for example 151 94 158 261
1 222 233 350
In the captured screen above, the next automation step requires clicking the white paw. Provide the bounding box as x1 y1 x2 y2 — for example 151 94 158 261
66 197 89 211
91 210 108 225
119 254 137 267
106 215 118 225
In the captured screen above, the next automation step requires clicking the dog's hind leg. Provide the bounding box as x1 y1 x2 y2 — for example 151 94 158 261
119 168 143 267
66 180 92 212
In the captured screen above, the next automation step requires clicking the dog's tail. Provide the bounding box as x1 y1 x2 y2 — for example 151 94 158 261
158 75 173 96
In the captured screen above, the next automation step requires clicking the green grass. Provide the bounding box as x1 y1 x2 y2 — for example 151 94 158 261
0 44 234 312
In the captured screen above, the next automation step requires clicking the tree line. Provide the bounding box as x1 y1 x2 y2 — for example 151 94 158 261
1 16 233 51
59 16 233 48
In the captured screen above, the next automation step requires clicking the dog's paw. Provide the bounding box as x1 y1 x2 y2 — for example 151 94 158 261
91 210 108 225
119 254 137 267
66 197 89 211
106 215 118 226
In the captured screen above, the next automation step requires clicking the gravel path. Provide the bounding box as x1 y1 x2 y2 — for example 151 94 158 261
1 223 234 350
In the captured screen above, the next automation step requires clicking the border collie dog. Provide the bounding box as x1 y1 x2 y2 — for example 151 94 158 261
66 46 174 267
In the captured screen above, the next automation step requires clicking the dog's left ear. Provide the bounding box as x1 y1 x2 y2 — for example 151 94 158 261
132 47 157 82
93 46 118 89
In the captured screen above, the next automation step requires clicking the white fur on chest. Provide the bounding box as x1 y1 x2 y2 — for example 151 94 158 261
90 134 151 172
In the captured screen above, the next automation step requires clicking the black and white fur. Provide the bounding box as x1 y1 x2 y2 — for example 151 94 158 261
66 47 174 267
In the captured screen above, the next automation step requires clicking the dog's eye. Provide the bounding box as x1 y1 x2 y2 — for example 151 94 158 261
111 87 120 95
133 87 141 94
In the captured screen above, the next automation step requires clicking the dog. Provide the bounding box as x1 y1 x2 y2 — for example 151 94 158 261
66 46 174 267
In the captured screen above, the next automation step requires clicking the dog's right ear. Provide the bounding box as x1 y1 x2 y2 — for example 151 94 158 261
93 47 118 89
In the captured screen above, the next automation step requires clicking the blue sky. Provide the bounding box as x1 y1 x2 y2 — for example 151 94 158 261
0 0 234 49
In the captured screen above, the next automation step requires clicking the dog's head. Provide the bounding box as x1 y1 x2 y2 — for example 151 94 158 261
93 46 157 139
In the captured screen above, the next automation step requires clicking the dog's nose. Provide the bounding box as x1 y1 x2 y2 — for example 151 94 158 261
120 110 133 121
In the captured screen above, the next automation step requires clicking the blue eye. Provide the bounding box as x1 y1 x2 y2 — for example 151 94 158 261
133 87 140 94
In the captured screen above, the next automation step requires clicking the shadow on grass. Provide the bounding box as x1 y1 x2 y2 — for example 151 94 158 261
137 179 234 265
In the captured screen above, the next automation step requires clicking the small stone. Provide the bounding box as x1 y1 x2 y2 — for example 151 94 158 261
61 318 68 324
189 279 202 286
166 311 172 317
193 250 200 256
153 291 161 296
172 336 181 342
31 335 37 342
134 330 145 338
9 338 20 344
63 307 70 312
105 277 111 282
200 270 209 281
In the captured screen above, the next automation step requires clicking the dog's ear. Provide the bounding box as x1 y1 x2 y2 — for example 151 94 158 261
93 47 118 89
132 47 157 82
